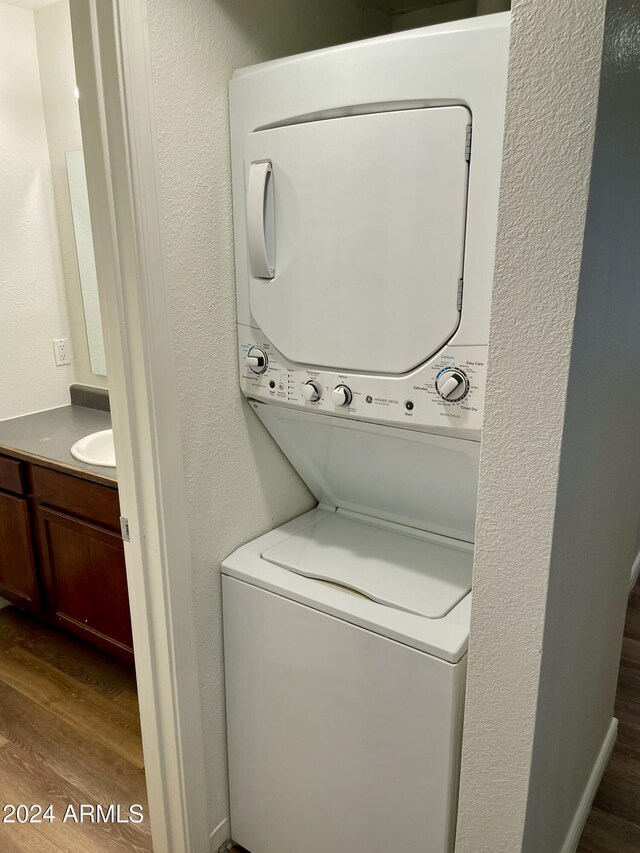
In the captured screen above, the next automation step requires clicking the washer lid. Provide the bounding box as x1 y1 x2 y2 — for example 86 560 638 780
262 512 472 620
245 105 470 375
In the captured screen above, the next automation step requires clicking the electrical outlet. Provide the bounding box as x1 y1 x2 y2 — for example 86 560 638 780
53 338 71 366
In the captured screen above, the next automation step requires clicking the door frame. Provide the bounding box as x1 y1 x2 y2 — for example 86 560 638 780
69 1 211 850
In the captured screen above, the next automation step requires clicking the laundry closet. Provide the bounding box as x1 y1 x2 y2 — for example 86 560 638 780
221 10 509 853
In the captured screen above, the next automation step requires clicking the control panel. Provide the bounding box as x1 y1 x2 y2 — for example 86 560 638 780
239 324 486 440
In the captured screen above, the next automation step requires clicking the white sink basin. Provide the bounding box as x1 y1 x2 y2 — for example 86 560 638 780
70 429 116 468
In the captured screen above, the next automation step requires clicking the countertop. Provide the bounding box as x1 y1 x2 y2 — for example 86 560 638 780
0 405 116 486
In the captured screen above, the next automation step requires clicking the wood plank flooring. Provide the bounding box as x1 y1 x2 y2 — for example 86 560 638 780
230 581 640 853
0 605 151 852
578 579 640 851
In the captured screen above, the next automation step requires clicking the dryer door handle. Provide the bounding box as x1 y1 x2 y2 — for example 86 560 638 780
247 161 275 279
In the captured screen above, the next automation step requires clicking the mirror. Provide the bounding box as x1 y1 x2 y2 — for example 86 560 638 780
65 150 106 377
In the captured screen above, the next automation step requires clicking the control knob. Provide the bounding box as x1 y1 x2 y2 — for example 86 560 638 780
302 380 322 402
245 347 268 374
435 368 469 402
331 385 352 407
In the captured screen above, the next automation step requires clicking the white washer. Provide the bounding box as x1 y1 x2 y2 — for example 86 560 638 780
223 407 478 853
223 14 510 853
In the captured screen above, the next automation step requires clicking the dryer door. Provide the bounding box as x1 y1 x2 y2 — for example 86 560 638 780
244 106 470 375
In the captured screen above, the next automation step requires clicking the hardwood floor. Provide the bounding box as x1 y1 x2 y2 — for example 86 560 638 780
229 582 640 853
0 605 151 852
578 579 640 851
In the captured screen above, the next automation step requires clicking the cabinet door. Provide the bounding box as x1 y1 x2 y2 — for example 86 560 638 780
36 507 133 661
0 491 39 609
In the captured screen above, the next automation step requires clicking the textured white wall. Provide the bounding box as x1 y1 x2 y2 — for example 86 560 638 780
34 0 107 388
0 1 74 421
456 0 640 850
145 0 390 840
521 2 640 848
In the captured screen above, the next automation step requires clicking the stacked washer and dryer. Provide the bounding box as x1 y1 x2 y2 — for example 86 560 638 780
222 13 510 853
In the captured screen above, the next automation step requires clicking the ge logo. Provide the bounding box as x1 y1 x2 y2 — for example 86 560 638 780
366 396 373 404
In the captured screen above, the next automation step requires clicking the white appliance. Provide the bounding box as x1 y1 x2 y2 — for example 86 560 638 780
223 14 509 853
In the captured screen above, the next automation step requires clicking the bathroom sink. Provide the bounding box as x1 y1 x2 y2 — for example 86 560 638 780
70 429 116 468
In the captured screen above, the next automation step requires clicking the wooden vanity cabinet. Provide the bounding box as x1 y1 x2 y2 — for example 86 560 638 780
0 455 133 663
0 457 40 611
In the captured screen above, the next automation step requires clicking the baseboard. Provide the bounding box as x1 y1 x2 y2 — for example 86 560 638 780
210 816 231 852
560 717 617 853
630 551 640 593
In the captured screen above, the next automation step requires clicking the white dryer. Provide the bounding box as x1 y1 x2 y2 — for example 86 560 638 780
223 13 510 853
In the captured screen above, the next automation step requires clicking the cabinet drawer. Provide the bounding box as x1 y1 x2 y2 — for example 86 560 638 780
0 455 25 496
30 465 120 531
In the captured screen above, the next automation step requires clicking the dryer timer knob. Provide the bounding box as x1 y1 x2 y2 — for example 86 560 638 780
245 347 268 374
436 368 469 402
332 385 352 406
